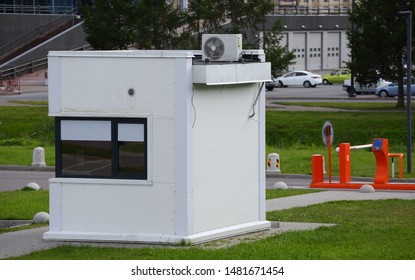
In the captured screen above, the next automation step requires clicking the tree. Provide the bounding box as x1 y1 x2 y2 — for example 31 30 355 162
186 0 294 72
347 0 415 107
81 0 294 72
262 22 296 76
187 0 275 48
81 0 136 50
133 0 187 49
81 0 185 50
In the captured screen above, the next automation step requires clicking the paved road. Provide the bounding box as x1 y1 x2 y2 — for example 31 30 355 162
0 169 53 191
265 84 404 101
0 168 312 192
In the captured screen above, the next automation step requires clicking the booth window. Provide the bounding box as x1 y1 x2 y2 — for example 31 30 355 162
56 118 147 180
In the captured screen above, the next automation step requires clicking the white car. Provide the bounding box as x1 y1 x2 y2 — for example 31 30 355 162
276 71 322 88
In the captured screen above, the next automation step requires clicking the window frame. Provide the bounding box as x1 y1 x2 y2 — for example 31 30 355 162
55 117 148 180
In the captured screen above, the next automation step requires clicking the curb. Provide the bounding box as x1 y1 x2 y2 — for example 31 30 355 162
266 171 415 183
0 165 54 172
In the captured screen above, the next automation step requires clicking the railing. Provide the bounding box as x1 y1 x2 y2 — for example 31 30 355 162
0 8 80 58
0 4 77 15
0 44 92 80
271 7 351 16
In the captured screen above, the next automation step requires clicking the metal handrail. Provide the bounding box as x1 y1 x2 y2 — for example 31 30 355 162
0 57 48 80
0 4 77 15
0 44 92 80
271 7 351 15
0 8 79 57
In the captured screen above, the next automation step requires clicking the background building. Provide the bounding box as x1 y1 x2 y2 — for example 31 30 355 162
1 0 353 77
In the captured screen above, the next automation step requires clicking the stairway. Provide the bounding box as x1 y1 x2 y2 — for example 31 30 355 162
0 17 82 66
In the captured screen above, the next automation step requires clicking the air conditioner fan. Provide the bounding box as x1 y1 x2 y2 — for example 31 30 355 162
203 37 225 60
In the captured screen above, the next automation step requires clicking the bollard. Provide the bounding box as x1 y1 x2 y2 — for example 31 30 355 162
267 153 281 172
32 147 46 167
311 154 324 183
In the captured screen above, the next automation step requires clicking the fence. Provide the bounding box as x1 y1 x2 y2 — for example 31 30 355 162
0 44 91 80
0 4 77 15
272 7 351 15
0 8 80 59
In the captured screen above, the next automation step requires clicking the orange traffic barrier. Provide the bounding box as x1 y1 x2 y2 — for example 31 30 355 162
388 153 404 179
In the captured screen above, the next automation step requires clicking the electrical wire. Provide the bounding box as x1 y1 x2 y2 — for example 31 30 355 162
249 82 264 118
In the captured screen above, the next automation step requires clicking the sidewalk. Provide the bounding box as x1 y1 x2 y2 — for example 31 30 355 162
2 188 415 259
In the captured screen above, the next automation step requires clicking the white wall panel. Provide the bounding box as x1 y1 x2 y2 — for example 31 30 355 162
57 56 175 118
61 183 175 234
192 84 260 233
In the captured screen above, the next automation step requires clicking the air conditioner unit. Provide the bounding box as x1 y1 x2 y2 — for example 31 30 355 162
202 34 242 62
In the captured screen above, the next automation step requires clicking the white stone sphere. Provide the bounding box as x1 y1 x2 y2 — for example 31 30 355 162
360 184 375 193
33 212 49 224
24 182 40 191
273 181 288 190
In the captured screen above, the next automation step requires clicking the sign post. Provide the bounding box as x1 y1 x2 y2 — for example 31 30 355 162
322 121 334 183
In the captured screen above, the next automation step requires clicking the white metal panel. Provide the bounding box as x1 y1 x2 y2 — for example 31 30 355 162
56 55 175 117
48 181 63 232
193 63 270 85
192 83 261 233
151 118 175 183
60 182 175 234
257 76 267 221
47 56 61 114
173 56 195 237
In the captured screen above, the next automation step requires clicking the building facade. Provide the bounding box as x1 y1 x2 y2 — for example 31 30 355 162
1 0 353 71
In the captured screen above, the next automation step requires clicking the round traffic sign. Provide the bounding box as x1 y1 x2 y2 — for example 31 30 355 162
322 121 334 147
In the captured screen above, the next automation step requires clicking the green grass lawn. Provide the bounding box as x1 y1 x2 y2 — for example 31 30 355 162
9 199 415 260
0 189 49 220
273 101 415 111
0 189 49 234
2 189 415 260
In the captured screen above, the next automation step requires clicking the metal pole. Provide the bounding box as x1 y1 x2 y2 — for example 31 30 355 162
406 11 412 173
399 11 412 173
400 11 413 173
349 0 356 97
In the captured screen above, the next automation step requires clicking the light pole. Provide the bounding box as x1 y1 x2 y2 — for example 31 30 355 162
349 0 356 97
398 11 412 173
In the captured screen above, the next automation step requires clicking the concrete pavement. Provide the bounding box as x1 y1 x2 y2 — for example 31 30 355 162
0 168 54 191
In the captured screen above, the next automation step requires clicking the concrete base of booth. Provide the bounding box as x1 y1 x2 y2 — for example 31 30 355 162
43 221 271 245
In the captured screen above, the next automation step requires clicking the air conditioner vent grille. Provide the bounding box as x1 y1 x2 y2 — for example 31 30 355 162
203 37 225 60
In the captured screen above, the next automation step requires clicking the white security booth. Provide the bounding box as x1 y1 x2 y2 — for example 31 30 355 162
44 40 271 244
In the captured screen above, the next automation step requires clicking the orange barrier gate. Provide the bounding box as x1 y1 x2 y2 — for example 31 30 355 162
311 138 415 191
